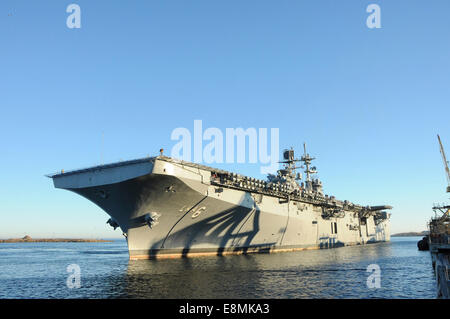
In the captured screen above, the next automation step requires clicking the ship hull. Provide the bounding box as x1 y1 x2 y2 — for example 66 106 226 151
434 251 450 299
429 239 450 299
51 157 390 260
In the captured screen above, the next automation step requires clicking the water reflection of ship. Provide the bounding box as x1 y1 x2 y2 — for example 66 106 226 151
121 243 393 298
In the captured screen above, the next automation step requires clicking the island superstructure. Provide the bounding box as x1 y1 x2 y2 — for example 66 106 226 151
48 145 392 260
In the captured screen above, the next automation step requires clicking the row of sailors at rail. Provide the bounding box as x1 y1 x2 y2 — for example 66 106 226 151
210 172 323 195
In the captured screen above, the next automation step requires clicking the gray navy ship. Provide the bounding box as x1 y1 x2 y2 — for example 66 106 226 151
48 145 392 260
426 135 450 298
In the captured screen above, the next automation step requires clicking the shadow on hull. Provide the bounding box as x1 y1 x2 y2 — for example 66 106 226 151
139 193 280 258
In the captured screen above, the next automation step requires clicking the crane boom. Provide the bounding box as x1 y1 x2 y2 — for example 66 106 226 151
437 134 450 193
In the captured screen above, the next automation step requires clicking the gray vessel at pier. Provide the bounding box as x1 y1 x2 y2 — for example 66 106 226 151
426 135 450 298
48 145 391 260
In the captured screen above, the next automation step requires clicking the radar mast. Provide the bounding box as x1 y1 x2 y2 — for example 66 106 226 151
300 143 322 194
301 143 316 182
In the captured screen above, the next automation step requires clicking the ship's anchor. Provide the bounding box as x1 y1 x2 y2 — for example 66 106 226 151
96 189 109 199
106 218 119 230
165 185 176 192
144 212 161 228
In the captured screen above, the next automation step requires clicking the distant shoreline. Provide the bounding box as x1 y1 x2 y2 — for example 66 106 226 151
391 231 428 237
0 236 112 243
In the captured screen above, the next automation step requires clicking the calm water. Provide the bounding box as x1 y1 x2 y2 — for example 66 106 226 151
0 237 437 299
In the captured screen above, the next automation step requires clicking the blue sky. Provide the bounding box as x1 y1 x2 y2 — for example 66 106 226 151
1 0 450 238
